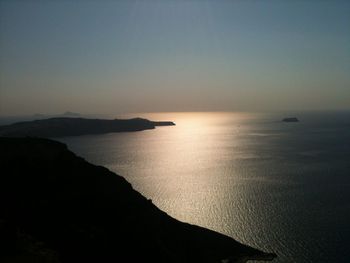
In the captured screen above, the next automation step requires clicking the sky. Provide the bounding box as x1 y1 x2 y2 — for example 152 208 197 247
0 0 349 116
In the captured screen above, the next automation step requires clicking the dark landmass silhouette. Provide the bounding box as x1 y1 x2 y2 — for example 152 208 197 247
0 117 175 138
0 137 276 263
282 117 299 122
0 112 82 126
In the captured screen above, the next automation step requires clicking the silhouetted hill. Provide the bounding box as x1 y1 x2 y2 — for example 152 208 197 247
0 137 276 263
0 117 175 138
0 112 82 125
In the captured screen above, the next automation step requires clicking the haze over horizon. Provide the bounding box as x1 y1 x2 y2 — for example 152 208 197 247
1 0 349 116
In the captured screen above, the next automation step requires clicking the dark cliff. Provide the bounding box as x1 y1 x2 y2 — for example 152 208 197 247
0 138 275 263
0 117 175 138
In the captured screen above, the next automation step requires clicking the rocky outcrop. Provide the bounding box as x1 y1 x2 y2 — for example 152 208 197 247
0 138 275 263
0 117 175 138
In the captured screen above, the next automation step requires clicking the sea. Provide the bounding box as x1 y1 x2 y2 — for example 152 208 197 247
57 111 350 263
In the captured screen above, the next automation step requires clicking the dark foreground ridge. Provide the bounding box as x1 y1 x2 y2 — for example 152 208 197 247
282 117 299 122
0 117 175 138
0 138 276 263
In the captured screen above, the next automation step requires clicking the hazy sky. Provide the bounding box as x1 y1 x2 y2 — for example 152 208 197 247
1 0 349 115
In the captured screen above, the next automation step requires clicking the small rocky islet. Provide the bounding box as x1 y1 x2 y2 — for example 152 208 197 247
282 117 299 122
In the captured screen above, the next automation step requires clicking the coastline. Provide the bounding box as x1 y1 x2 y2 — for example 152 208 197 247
0 137 276 262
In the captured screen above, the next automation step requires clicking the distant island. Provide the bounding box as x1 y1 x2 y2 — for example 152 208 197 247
61 111 81 117
0 112 83 126
0 137 276 262
282 117 299 122
0 117 175 138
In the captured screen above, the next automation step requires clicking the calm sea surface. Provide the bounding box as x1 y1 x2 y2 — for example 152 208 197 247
58 112 350 263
